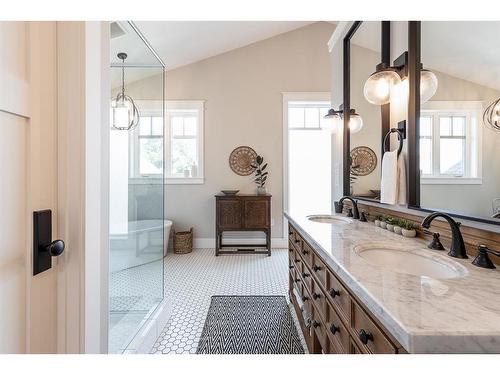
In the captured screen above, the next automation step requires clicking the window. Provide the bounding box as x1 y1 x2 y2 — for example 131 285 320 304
283 93 331 218
137 116 164 176
131 100 204 184
420 101 482 184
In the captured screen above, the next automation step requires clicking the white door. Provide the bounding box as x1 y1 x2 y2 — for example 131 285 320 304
0 21 59 353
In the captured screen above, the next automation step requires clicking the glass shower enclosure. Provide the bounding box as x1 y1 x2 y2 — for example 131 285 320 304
108 21 166 354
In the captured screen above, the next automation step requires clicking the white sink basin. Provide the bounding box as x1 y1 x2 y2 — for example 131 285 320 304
307 215 353 224
354 243 468 279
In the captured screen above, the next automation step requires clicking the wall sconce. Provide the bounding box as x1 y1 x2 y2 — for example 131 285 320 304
363 52 438 105
111 52 140 131
323 106 363 134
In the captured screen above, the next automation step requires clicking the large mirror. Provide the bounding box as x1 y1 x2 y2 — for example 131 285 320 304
345 21 388 201
419 22 500 224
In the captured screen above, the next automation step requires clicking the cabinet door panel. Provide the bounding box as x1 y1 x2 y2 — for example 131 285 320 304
243 199 269 228
218 199 242 229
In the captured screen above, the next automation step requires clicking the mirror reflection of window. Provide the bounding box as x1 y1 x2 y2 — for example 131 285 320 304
420 21 499 222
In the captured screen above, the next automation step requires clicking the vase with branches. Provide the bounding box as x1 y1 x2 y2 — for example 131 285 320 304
251 155 268 195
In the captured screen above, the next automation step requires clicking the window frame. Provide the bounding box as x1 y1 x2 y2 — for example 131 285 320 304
420 101 483 185
130 99 205 185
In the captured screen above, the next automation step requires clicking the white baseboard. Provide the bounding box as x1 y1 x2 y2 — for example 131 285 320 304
193 237 288 249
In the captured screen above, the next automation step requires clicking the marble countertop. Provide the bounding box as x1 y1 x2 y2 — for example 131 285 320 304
285 211 500 353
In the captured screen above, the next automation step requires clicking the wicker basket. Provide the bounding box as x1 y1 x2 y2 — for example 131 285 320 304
173 227 193 254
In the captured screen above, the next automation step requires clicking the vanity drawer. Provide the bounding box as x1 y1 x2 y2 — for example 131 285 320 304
311 278 327 321
311 254 327 289
300 267 313 293
300 241 314 268
351 299 396 354
326 270 350 321
311 306 328 353
326 303 349 353
288 225 302 251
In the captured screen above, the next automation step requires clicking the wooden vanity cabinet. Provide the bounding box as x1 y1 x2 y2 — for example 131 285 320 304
288 223 405 354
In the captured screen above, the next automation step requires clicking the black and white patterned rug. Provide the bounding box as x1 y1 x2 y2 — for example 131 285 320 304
196 295 305 354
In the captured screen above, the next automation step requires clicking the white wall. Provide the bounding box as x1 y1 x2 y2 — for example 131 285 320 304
126 22 335 243
349 43 383 195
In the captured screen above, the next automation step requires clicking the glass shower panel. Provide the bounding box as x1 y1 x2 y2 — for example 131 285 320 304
109 22 165 354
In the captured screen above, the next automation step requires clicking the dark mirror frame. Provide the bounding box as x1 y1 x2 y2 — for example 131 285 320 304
407 21 500 226
343 21 391 201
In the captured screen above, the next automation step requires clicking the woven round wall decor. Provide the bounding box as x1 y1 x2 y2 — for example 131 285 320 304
350 146 377 176
229 146 258 176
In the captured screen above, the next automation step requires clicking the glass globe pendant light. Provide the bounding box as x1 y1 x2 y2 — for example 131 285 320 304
111 52 140 131
322 108 343 133
420 69 438 103
348 111 363 133
323 107 363 134
483 97 500 131
363 67 401 105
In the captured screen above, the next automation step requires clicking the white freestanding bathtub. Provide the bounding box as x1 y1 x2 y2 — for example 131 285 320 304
110 219 172 273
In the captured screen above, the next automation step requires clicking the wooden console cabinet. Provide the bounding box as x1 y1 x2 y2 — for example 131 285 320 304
215 194 271 256
288 223 406 354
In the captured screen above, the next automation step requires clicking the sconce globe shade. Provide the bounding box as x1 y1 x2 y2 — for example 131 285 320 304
420 69 438 103
349 114 363 134
323 114 342 133
363 70 401 105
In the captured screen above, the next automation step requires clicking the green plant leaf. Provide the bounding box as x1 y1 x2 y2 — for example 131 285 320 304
261 163 268 171
256 155 263 164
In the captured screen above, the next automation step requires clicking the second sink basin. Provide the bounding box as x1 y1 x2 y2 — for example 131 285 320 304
307 215 353 224
354 243 468 279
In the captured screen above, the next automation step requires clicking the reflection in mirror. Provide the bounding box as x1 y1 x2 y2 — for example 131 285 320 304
349 21 383 201
420 21 500 223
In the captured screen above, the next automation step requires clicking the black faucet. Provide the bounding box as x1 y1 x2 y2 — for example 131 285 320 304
421 212 468 259
337 196 360 220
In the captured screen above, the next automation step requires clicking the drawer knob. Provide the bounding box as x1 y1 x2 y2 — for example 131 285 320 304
289 265 294 269
294 259 300 263
301 296 309 302
294 278 301 283
312 320 320 328
312 265 322 272
295 239 300 244
330 324 340 335
302 272 310 278
289 231 293 235
359 329 374 345
302 249 309 255
329 288 340 298
289 248 293 252
312 293 321 300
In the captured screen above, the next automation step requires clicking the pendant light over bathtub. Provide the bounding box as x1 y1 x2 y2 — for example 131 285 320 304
483 97 500 132
323 105 363 134
363 52 438 105
111 52 140 131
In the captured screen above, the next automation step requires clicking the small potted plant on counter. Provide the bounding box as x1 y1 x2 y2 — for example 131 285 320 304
252 155 268 195
393 219 403 235
385 216 396 232
401 220 417 238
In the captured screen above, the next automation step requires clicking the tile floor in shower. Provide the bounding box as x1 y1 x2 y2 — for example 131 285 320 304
109 247 306 354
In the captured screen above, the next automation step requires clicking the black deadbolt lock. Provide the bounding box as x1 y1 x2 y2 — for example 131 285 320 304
33 209 65 275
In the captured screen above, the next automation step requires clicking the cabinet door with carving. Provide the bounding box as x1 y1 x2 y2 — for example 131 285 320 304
218 199 242 229
243 198 269 228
